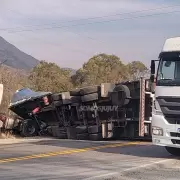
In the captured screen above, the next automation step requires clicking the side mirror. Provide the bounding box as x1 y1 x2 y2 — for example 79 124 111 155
150 60 155 75
150 74 155 83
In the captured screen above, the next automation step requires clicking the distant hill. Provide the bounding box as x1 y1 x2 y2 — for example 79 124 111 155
0 36 39 71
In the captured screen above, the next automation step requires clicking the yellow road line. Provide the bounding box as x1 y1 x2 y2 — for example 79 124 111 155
0 141 147 164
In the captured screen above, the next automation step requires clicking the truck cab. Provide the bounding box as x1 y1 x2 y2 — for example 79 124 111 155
151 37 180 156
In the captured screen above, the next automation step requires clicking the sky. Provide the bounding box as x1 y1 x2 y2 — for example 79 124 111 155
0 0 180 69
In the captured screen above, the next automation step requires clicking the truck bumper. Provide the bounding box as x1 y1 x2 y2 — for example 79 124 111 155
152 113 180 148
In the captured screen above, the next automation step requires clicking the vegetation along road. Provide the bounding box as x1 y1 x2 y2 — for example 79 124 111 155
0 138 179 180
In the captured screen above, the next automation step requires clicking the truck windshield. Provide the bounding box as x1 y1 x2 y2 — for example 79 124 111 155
157 55 180 86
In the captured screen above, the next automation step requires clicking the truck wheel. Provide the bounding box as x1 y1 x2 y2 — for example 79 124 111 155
66 127 77 139
89 133 102 141
20 119 39 137
41 105 55 112
53 101 63 107
81 93 99 102
88 125 102 134
165 146 180 156
51 93 61 101
77 133 89 140
51 126 67 138
80 86 100 95
71 96 81 103
75 126 88 134
70 89 81 96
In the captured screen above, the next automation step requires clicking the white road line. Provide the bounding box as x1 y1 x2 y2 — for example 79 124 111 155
83 172 119 180
84 158 174 180
121 158 174 173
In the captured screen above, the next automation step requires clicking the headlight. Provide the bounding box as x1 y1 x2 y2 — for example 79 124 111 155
152 126 163 136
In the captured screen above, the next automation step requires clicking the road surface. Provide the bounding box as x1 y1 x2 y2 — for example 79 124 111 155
0 138 179 180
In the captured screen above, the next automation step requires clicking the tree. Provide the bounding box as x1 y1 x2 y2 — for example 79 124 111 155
29 61 73 93
126 61 148 80
0 65 28 115
72 53 129 87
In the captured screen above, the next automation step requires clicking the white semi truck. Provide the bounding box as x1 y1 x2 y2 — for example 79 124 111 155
151 37 180 156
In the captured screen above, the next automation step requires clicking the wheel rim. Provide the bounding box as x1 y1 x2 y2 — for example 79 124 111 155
27 125 36 135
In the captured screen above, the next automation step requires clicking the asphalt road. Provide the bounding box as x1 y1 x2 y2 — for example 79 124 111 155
0 138 179 180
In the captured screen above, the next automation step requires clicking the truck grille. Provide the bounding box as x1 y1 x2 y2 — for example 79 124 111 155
165 117 180 124
170 132 180 137
156 96 180 119
171 139 180 145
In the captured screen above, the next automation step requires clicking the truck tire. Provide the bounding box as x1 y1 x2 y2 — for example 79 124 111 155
51 126 58 137
51 126 67 137
58 134 67 139
53 101 63 107
71 96 81 103
80 86 100 95
51 93 61 101
165 146 180 156
111 84 130 106
89 133 102 141
81 93 99 102
76 133 89 140
75 125 88 134
88 125 102 134
67 127 77 139
20 119 39 137
41 105 55 112
46 126 52 135
59 127 67 133
70 89 81 96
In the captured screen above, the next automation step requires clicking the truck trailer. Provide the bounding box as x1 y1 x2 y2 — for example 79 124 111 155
8 77 154 141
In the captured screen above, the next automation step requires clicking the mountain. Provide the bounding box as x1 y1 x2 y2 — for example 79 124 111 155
0 36 39 71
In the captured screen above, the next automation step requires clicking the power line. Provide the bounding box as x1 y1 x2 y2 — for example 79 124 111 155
14 33 93 56
0 59 8 66
26 9 179 47
0 10 102 55
4 9 180 34
1 5 179 59
0 4 180 32
1 5 179 45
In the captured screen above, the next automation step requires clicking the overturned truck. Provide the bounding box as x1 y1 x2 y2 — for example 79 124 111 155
9 77 153 141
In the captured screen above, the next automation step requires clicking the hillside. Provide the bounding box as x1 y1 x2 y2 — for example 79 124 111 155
0 36 39 71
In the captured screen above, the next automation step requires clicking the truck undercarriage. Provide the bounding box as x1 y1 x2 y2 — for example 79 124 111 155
4 78 153 141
